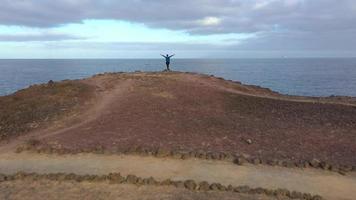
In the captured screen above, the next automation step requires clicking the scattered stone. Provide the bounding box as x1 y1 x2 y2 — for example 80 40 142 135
252 158 261 165
283 160 295 168
234 185 250 193
196 151 206 159
173 181 185 188
198 181 210 191
309 159 321 168
303 193 313 200
289 191 303 199
171 150 183 159
184 180 197 190
234 157 246 165
267 159 278 166
0 174 6 182
274 188 290 196
126 174 138 184
136 177 144 185
108 173 125 183
160 179 172 185
340 165 353 172
244 139 253 145
319 162 330 170
210 183 220 191
312 195 323 200
212 152 220 160
227 184 234 191
206 152 214 160
143 177 156 185
156 148 170 157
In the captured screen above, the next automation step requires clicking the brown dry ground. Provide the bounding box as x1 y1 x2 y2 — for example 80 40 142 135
0 80 94 141
0 179 280 200
1 152 355 200
1 71 356 166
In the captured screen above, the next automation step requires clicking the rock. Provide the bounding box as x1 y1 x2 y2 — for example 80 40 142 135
210 183 220 191
227 185 234 191
143 177 156 185
312 195 323 200
267 159 278 166
198 181 210 191
283 161 295 168
254 187 265 194
108 173 125 183
252 158 261 165
319 162 330 170
244 139 252 145
340 165 353 172
303 193 313 200
181 152 190 160
289 191 303 199
156 148 170 157
196 151 206 159
126 175 138 184
234 185 250 193
171 150 182 159
352 166 356 171
274 188 290 196
212 152 220 160
136 177 144 185
338 170 347 176
234 157 246 165
173 181 185 188
0 174 6 182
184 180 197 190
309 159 321 168
160 179 172 185
224 153 235 162
206 152 214 160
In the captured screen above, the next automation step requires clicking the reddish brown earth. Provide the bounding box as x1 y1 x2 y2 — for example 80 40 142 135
2 71 356 166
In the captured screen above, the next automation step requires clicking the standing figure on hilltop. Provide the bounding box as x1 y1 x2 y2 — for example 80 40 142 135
161 54 175 71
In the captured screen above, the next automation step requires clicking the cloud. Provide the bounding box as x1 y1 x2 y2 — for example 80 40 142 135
0 0 356 55
0 33 85 42
0 0 355 34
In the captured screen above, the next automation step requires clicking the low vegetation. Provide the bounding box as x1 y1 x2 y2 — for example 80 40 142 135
0 81 93 140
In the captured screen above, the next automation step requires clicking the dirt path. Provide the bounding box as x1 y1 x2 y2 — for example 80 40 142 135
0 152 355 200
0 78 134 153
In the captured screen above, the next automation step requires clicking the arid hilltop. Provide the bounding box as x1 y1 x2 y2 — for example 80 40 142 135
1 71 356 200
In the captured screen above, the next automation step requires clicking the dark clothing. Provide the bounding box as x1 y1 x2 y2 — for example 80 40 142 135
166 61 170 70
161 54 175 71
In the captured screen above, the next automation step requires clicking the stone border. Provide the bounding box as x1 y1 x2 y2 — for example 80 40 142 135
0 172 323 200
16 143 356 175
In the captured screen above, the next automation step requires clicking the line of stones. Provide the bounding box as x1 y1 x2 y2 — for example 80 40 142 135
0 172 323 200
17 144 356 175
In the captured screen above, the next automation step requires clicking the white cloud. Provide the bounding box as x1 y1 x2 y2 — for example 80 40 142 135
198 17 222 26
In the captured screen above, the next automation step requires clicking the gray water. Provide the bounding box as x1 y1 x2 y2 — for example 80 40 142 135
0 58 356 97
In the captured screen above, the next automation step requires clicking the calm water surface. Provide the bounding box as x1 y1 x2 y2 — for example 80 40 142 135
0 58 356 97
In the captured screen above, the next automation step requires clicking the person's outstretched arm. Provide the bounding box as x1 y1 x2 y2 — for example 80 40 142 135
160 54 166 58
169 54 175 58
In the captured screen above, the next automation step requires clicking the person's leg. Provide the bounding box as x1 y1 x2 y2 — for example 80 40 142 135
166 62 170 70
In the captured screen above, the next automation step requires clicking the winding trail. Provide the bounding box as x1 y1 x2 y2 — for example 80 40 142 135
0 152 355 200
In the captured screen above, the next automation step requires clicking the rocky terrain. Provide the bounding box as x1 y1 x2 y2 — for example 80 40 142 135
1 71 356 200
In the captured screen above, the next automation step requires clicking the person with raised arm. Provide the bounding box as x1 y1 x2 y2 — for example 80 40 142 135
161 54 175 71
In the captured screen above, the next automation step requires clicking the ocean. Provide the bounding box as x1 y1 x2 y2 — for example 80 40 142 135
0 58 356 97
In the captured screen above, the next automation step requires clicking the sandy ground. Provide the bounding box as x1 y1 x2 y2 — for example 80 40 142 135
0 179 281 200
0 152 355 200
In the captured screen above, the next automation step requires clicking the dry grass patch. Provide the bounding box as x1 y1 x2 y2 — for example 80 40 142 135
0 81 94 140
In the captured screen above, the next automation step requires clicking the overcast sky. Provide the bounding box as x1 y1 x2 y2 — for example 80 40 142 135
0 0 356 58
